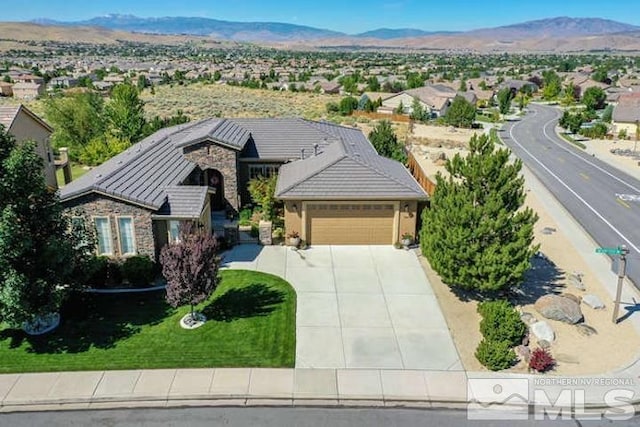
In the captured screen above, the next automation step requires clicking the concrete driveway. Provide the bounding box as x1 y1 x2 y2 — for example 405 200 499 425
221 245 461 370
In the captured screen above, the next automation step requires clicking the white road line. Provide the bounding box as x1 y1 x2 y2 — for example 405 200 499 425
508 120 640 255
537 106 640 193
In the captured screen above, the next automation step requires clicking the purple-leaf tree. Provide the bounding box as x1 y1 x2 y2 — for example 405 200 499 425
160 222 220 324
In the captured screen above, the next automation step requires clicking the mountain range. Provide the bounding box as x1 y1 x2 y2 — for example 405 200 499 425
30 14 640 42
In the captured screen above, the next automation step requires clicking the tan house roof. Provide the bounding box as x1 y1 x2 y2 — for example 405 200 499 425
0 104 53 133
612 94 640 124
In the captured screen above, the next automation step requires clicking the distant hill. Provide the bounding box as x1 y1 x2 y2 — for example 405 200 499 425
5 15 640 53
354 28 457 39
468 16 640 39
32 14 344 42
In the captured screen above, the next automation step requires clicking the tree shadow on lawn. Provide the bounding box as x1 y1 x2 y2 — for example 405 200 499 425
203 283 286 322
0 290 172 354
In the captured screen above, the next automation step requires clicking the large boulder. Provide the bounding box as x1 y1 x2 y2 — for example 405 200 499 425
530 320 555 343
534 294 584 324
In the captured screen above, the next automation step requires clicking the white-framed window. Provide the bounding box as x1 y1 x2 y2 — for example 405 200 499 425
249 164 279 180
168 220 181 243
94 217 113 255
117 217 136 255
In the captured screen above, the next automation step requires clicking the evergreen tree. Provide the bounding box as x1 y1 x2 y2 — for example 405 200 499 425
444 96 476 128
420 134 538 295
0 126 93 327
409 97 427 122
368 120 407 164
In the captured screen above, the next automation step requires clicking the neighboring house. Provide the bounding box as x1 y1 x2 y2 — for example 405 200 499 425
379 84 472 117
0 105 57 189
0 82 13 97
59 118 427 259
499 79 539 93
12 82 44 100
93 81 114 92
612 94 640 137
47 76 78 90
317 81 341 94
14 74 44 85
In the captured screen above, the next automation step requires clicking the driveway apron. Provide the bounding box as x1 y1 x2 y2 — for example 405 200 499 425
222 245 461 370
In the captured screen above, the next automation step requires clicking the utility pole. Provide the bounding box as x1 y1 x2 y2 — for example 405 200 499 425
612 245 630 324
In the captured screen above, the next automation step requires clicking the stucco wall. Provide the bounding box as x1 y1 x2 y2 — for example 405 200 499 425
398 200 418 242
63 194 157 259
184 142 239 211
613 121 638 137
9 111 57 189
283 200 302 238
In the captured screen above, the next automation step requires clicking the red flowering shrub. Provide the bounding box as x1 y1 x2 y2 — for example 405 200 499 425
529 347 555 372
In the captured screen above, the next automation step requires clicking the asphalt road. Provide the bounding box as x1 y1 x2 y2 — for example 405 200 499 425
0 407 626 427
502 103 640 289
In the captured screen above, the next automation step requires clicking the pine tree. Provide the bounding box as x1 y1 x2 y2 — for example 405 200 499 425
368 120 407 164
420 134 538 295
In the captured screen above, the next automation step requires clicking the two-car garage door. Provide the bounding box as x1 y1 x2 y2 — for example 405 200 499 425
306 203 395 245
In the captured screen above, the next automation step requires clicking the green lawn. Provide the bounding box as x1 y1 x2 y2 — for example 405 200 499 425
0 270 296 373
56 163 90 187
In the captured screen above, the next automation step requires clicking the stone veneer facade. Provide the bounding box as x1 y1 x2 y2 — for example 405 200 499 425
63 194 157 259
183 142 239 211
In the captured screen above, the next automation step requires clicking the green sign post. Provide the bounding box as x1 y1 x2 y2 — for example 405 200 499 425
596 247 624 255
596 246 630 323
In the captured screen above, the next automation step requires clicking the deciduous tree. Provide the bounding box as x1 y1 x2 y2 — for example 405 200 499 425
497 88 513 115
0 126 93 327
420 134 538 295
582 87 606 111
105 83 146 143
160 223 220 323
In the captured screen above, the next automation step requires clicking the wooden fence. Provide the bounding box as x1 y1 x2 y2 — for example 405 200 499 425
407 151 437 196
352 111 412 123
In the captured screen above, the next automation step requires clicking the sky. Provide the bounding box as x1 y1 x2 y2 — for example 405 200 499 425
8 0 640 34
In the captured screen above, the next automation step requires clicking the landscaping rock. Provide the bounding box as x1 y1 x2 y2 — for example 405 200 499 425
530 321 555 343
582 294 605 310
555 353 579 364
516 345 531 363
520 312 538 325
568 272 586 291
576 324 598 336
561 293 582 304
538 339 551 349
534 294 584 324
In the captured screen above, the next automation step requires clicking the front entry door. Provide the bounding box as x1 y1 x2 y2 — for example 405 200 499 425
207 169 224 210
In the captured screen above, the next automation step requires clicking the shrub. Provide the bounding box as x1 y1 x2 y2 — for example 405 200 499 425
121 255 156 286
475 339 517 371
478 300 527 346
85 256 110 287
250 224 259 237
529 348 555 373
239 208 253 226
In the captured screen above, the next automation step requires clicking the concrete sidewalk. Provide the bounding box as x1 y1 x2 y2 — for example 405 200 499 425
0 368 468 412
1 364 639 413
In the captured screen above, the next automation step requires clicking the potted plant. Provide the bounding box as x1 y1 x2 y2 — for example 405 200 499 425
401 232 413 249
287 231 301 247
